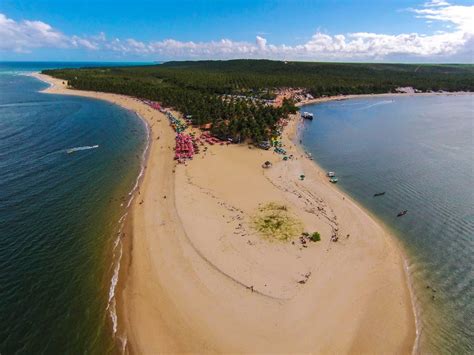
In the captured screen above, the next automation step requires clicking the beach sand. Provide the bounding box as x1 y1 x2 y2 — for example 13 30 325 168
33 72 415 354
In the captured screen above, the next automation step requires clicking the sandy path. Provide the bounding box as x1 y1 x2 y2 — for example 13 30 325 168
33 73 415 354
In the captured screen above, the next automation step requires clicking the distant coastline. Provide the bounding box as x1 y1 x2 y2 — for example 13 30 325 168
32 72 415 353
296 91 473 107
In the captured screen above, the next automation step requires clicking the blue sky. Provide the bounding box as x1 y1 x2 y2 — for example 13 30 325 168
1 0 473 62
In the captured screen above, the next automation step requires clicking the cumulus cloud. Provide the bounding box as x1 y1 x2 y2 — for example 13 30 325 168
412 1 473 32
0 14 66 52
0 1 473 61
256 36 267 50
0 13 102 53
424 0 451 7
290 30 470 60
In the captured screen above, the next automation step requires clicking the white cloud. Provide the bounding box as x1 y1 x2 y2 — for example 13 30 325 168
0 14 67 52
0 13 103 53
412 1 473 33
424 0 451 7
289 30 470 60
256 36 267 50
0 1 473 62
71 36 99 50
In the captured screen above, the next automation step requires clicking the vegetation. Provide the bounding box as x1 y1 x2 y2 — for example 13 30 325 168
43 60 474 143
152 60 474 95
252 203 303 241
309 232 321 242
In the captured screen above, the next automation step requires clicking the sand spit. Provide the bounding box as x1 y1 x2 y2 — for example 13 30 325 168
33 72 415 354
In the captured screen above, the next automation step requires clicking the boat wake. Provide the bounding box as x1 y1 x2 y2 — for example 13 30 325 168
65 145 99 154
356 100 394 110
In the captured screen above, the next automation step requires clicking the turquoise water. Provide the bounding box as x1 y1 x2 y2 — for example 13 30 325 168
0 64 148 353
300 95 473 354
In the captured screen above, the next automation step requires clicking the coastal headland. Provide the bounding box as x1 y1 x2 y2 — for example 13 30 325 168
33 72 415 354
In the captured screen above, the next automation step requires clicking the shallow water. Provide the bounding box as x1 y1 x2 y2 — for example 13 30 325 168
0 67 147 353
300 95 474 354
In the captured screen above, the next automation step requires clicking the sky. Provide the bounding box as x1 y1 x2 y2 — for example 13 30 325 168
0 0 473 63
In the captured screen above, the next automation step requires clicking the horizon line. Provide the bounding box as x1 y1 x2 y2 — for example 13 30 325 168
1 60 473 65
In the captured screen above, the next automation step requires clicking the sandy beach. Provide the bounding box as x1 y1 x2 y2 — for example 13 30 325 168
33 72 415 354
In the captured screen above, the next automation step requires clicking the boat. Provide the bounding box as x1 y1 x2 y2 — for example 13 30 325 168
301 112 314 120
397 210 408 217
373 192 385 197
327 171 335 177
329 177 338 183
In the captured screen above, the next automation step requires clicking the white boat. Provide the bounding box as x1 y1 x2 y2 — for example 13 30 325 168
301 112 314 120
327 171 335 177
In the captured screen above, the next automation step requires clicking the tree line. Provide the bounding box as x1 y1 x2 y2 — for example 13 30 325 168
43 60 473 143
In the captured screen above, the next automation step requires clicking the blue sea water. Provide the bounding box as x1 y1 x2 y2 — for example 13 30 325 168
300 95 474 354
0 63 149 353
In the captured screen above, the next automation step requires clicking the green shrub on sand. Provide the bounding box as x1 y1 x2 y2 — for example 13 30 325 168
309 232 321 242
252 202 303 241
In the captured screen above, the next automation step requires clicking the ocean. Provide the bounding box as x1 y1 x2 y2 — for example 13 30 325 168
300 95 473 354
0 63 149 353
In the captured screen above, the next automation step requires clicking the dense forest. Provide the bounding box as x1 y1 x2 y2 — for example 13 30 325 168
43 60 474 142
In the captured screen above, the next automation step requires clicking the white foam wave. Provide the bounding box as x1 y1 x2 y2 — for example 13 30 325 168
118 212 128 225
108 246 121 333
405 258 422 355
106 112 151 353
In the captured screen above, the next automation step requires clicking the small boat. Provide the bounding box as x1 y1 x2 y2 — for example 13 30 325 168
397 210 408 217
327 171 335 177
329 177 338 183
373 192 385 197
301 112 314 120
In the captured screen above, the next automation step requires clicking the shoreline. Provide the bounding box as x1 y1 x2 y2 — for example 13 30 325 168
31 72 416 353
295 90 472 107
30 72 165 353
290 114 422 354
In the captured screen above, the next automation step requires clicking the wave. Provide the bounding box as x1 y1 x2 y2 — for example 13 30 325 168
65 145 99 154
405 258 422 355
106 112 151 353
0 70 30 76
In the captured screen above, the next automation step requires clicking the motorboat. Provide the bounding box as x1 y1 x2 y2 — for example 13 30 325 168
397 210 408 217
301 112 314 120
